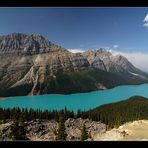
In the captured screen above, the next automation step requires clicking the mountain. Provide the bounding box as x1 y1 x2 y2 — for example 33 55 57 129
0 33 148 97
0 33 67 54
83 48 148 78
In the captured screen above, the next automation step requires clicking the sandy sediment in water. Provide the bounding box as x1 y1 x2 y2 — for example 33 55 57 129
0 97 6 100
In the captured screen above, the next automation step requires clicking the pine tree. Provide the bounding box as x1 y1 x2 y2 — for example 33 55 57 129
56 115 67 141
81 124 88 141
77 109 81 118
64 107 68 120
9 120 27 140
55 111 59 122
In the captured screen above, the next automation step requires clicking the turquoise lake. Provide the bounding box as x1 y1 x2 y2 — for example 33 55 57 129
0 84 148 112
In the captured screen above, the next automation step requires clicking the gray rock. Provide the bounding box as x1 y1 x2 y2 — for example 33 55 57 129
0 118 106 141
0 33 148 97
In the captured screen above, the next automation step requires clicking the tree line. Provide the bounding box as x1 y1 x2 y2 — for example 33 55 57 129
0 107 89 141
1 96 148 140
82 96 148 129
0 107 75 122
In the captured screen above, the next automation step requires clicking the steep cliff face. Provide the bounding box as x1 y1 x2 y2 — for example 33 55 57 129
0 33 148 97
0 33 93 96
0 33 66 55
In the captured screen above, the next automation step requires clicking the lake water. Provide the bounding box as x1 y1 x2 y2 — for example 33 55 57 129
0 84 148 112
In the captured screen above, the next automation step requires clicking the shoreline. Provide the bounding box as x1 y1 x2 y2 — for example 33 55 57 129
0 83 148 98
0 97 6 100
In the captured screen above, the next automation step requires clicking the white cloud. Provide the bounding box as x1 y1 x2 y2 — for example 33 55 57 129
143 14 148 28
111 50 148 72
67 49 85 53
143 22 148 27
144 14 148 22
113 45 119 48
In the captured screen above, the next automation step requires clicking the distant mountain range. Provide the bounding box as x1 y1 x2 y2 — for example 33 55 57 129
0 33 148 97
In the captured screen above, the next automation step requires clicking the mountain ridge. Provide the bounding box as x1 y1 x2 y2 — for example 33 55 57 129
0 33 148 97
0 33 67 55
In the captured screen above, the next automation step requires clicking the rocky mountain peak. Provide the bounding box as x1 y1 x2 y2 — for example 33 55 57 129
0 33 66 55
0 33 148 97
97 48 108 53
83 48 138 74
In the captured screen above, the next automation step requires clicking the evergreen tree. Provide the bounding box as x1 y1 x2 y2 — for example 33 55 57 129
55 111 59 122
56 116 67 141
77 109 82 118
64 107 68 120
81 124 88 141
9 120 27 140
71 110 75 118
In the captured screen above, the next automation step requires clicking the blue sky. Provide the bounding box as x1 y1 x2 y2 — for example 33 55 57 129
0 7 148 71
0 8 147 51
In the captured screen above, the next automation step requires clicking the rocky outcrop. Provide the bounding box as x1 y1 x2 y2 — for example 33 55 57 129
65 118 106 141
0 33 148 97
1 119 148 141
0 121 13 141
25 119 58 141
0 118 106 141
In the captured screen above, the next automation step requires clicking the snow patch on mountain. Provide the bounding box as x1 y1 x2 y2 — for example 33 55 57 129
128 71 148 80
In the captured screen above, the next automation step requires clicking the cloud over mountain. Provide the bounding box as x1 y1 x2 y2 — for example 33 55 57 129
110 50 148 72
143 14 148 27
113 45 119 48
67 49 85 53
